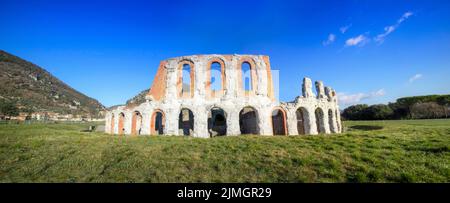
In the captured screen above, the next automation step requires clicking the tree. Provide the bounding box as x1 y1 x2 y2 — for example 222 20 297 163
395 95 446 119
0 100 19 118
410 102 445 119
342 104 369 120
364 104 394 120
396 97 417 119
436 95 450 118
388 102 408 119
342 94 450 120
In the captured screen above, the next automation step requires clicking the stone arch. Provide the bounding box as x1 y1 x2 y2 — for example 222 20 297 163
118 112 125 135
335 109 341 133
328 109 336 133
131 111 143 135
271 107 288 135
239 106 259 135
296 107 308 135
110 113 115 134
177 60 195 98
263 56 275 100
206 58 226 98
315 107 326 134
178 108 194 136
238 57 257 96
208 107 227 136
151 109 165 135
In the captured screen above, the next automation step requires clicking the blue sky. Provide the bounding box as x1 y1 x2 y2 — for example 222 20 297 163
1 0 449 108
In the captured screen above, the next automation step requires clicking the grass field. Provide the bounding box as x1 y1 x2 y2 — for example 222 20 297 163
0 120 449 183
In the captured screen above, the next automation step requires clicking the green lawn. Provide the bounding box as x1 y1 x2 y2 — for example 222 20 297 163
0 120 449 183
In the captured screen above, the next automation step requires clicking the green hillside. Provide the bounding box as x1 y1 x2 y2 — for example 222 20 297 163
0 50 105 117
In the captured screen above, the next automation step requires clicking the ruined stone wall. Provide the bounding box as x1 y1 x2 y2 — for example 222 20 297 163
105 54 342 138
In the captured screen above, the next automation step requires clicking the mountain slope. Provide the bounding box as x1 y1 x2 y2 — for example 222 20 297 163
126 88 149 106
0 50 105 117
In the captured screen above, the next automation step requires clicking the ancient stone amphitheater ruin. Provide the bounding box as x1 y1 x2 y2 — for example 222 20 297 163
105 54 342 138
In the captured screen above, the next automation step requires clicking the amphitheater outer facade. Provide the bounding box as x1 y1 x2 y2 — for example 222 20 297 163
105 54 342 138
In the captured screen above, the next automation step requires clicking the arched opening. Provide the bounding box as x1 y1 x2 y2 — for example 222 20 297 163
296 107 307 135
210 62 222 91
131 111 142 135
151 109 165 135
178 61 195 98
271 108 287 135
328 109 335 133
118 112 125 135
239 106 259 135
208 107 227 137
110 114 115 134
315 108 325 134
207 59 226 98
335 110 341 132
241 62 252 91
178 108 194 136
182 64 191 95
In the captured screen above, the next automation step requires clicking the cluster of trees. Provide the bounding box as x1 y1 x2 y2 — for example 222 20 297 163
0 99 35 120
0 100 19 118
342 95 450 120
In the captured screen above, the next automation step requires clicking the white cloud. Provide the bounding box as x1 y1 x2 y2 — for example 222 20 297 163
398 11 413 23
345 34 369 47
409 73 422 83
322 33 336 46
337 89 386 106
340 24 352 34
372 89 386 97
375 11 413 43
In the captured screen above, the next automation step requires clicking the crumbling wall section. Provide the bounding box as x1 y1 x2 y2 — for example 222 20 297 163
147 61 167 101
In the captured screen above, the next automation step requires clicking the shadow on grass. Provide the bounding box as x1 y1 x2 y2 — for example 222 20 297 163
407 146 449 154
349 125 384 131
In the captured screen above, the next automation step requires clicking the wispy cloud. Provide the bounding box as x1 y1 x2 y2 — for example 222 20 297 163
337 89 386 106
340 24 352 34
398 11 413 23
322 33 336 46
345 34 369 47
375 11 414 43
409 73 422 83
